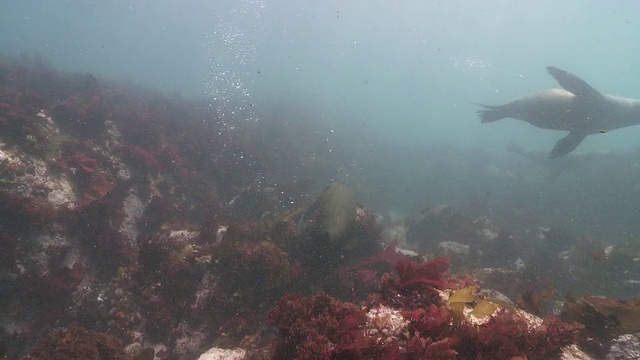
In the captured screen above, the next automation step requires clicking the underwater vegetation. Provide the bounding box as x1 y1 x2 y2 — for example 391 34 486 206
267 256 583 360
0 56 639 359
26 323 154 360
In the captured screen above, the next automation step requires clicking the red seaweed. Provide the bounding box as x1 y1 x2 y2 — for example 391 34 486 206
396 257 451 290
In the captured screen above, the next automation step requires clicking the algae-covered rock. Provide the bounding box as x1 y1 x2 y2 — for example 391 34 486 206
317 184 357 243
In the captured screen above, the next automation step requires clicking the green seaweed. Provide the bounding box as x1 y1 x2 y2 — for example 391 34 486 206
317 184 357 244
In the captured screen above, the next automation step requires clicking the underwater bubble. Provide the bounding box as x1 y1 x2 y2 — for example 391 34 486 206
451 55 489 73
202 0 266 124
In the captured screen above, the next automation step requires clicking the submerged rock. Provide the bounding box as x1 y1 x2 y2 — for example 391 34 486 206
405 206 480 253
562 344 593 360
438 241 471 271
438 241 470 257
27 323 130 360
606 333 640 360
197 347 246 360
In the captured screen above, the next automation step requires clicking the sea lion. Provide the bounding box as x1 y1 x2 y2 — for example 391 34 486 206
477 66 640 158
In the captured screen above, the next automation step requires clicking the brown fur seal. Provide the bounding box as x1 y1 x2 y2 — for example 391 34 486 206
477 66 640 158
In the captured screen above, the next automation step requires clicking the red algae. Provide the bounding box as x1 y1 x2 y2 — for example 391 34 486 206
396 257 451 290
66 153 99 173
268 293 367 360
78 173 113 207
51 94 106 137
27 323 130 360
267 254 583 360
116 144 162 173
403 304 452 338
0 191 57 228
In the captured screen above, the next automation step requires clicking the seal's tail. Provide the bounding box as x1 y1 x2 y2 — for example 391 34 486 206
475 103 506 123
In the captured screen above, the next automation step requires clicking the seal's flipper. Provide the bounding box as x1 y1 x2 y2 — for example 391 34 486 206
476 103 507 123
546 66 602 99
549 132 587 158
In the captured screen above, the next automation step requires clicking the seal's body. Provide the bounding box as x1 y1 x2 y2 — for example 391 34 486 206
478 66 640 158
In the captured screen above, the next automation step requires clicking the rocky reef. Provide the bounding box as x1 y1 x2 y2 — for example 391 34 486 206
0 56 639 360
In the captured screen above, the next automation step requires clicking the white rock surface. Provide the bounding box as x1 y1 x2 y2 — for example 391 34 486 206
197 347 246 360
438 241 470 256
